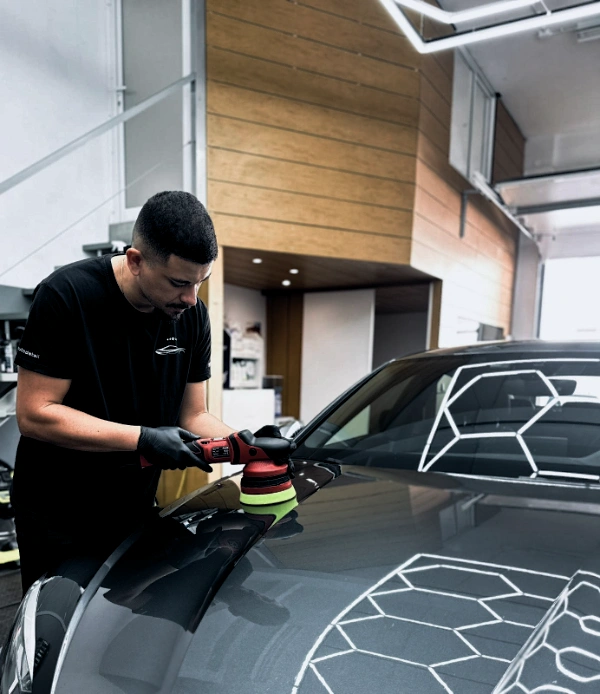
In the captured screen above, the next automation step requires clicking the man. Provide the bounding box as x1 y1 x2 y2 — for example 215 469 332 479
12 191 237 593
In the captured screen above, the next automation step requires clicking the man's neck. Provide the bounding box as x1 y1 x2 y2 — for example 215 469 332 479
111 255 153 313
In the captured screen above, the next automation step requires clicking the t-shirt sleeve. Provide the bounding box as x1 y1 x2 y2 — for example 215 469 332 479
187 301 212 383
15 283 75 379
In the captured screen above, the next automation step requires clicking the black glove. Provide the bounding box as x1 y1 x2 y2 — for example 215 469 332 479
137 426 213 472
253 424 282 439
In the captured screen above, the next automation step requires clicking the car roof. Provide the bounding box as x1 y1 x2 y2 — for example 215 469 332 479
407 339 600 359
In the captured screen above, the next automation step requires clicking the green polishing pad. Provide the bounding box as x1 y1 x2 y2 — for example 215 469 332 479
240 489 298 524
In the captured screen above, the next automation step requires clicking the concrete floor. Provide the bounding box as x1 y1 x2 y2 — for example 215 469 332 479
0 568 21 644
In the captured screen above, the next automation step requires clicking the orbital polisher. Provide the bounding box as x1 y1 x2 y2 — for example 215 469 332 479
142 428 297 514
186 429 297 510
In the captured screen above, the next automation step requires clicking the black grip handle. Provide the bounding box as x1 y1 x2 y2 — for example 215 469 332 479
237 429 296 456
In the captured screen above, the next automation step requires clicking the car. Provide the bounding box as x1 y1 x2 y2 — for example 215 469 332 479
3 340 600 693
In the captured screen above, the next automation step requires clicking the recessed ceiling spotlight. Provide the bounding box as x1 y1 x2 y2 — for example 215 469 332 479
289 268 299 274
252 258 263 264
282 279 291 287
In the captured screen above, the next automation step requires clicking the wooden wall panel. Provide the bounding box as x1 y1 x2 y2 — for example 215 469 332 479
208 13 419 98
412 51 520 343
206 0 523 358
266 292 304 418
208 149 415 209
208 83 417 155
209 48 419 126
208 116 415 181
209 181 412 236
157 468 209 508
493 101 526 182
213 214 412 264
211 0 418 68
420 79 451 126
207 0 419 271
297 0 404 32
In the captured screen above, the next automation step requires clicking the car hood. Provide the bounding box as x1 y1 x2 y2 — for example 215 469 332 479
176 466 600 694
43 460 339 694
19 464 600 694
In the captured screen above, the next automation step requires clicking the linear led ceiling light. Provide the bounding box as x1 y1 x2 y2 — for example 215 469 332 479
398 0 546 25
378 0 600 53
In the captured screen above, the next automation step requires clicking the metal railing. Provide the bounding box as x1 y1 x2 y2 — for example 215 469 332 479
0 74 196 198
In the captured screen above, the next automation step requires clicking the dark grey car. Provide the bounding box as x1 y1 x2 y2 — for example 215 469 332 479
3 340 600 693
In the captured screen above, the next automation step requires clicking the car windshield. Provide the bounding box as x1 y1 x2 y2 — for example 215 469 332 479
294 354 600 480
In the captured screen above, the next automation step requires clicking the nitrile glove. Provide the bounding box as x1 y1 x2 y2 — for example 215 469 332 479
137 426 212 472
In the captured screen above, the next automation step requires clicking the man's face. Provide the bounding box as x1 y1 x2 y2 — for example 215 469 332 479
137 254 213 320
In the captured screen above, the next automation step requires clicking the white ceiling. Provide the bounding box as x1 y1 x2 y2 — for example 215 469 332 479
432 0 600 259
439 0 600 140
469 29 600 139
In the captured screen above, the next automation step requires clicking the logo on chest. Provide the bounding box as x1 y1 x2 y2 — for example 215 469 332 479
156 337 185 356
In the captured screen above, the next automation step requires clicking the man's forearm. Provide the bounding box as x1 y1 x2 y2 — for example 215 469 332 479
18 402 141 452
181 412 235 439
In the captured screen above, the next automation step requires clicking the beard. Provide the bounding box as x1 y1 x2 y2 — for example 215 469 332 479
140 287 190 321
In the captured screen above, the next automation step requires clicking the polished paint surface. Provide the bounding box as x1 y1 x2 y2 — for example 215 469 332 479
7 465 600 694
47 464 339 693
7 342 600 694
179 469 600 694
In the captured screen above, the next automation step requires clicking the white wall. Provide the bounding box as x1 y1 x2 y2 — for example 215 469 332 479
525 129 600 176
372 312 427 368
0 1 117 288
510 235 541 339
224 283 266 339
539 257 600 340
300 289 375 423
224 282 267 366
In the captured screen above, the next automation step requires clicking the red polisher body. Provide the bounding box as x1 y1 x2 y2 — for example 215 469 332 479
187 431 297 506
142 430 297 507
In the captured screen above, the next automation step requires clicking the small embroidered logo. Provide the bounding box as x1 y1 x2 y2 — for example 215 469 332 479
155 345 186 356
18 347 40 359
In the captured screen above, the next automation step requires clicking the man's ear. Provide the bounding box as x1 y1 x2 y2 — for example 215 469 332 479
126 247 143 277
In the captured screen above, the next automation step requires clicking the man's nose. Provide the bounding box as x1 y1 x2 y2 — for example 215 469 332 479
181 285 198 306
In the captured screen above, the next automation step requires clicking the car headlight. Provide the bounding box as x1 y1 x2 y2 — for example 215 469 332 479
0 580 42 693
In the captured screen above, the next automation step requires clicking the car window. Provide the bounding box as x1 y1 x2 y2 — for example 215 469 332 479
295 356 600 481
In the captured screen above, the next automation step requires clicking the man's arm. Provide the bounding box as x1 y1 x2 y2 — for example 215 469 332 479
16 366 140 452
179 381 235 438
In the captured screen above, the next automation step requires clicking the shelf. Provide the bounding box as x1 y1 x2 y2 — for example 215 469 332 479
0 374 17 382
0 313 29 321
82 242 115 254
0 285 32 322
232 354 260 360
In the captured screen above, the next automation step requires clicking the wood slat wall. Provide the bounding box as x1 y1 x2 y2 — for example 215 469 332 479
411 52 523 345
266 292 304 419
493 101 526 183
206 0 419 263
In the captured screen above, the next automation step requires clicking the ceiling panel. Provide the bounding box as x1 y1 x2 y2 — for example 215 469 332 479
497 168 600 210
223 247 433 313
223 247 432 292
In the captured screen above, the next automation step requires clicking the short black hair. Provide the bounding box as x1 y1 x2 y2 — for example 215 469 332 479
132 191 218 265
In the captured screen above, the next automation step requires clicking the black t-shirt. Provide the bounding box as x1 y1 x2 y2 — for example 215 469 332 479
12 254 211 523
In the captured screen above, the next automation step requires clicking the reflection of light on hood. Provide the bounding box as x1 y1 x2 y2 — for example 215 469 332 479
292 554 571 694
496 569 600 692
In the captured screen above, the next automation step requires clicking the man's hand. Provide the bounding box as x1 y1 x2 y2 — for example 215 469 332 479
137 426 213 472
253 424 282 439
